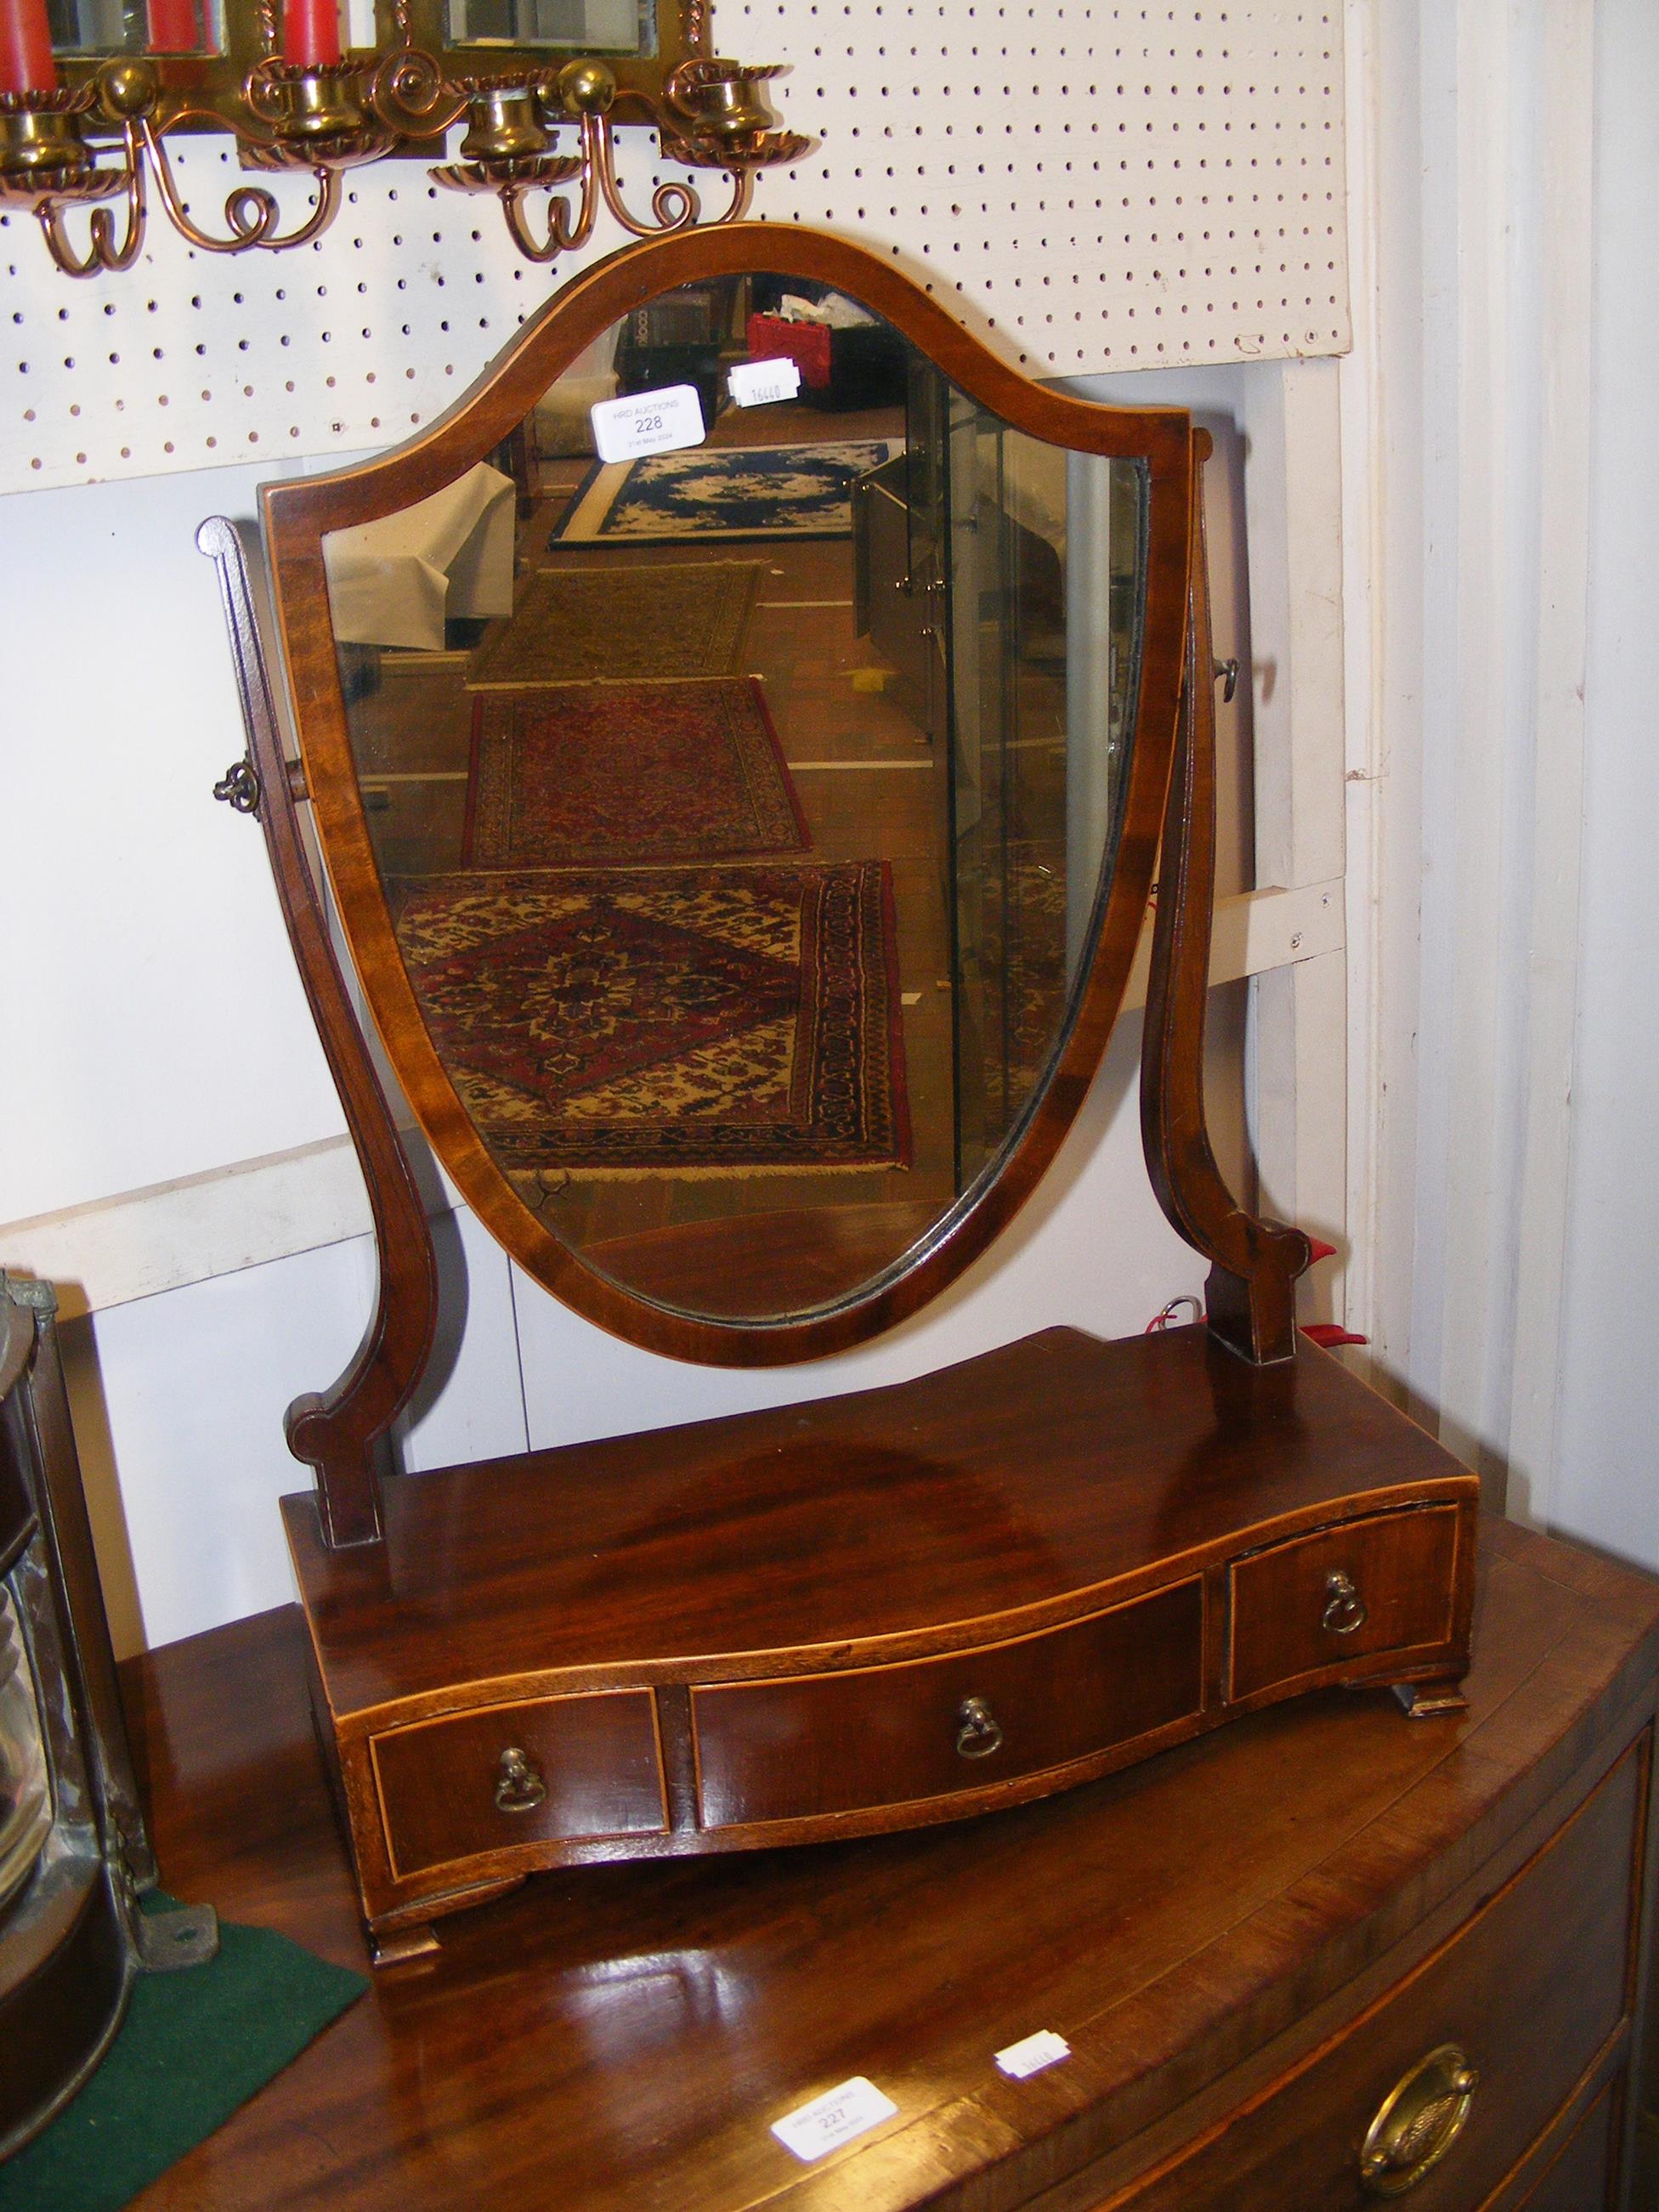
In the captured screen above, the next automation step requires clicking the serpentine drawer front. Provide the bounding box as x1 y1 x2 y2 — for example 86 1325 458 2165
1228 1505 1464 1702
371 1690 667 1879
1094 1732 1647 2211
692 1581 1205 1830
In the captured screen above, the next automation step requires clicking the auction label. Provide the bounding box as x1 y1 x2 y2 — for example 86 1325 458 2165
589 383 705 463
994 2029 1071 2079
770 2076 898 2162
729 356 803 408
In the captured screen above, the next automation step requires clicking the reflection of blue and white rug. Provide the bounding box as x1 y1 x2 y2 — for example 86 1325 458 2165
551 440 901 546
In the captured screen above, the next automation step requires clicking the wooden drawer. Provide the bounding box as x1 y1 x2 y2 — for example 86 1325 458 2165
371 1690 666 1879
693 1581 1203 1830
1513 2082 1618 2211
1229 1506 1462 1702
1102 1734 1646 2210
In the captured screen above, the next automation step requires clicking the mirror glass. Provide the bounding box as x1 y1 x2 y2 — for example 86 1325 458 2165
445 0 654 54
320 275 1147 1321
48 0 223 54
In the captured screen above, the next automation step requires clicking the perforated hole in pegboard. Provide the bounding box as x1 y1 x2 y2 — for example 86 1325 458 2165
1 3 1347 492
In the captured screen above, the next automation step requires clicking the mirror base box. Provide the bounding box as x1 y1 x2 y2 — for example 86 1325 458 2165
281 1323 1479 1957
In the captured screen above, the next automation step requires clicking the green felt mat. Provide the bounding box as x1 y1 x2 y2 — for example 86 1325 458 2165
0 1895 367 2212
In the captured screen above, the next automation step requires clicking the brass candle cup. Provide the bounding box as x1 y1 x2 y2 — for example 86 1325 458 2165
680 65 776 144
0 93 95 183
266 62 370 145
459 85 549 166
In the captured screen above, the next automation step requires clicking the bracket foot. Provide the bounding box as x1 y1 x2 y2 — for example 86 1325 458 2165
369 1921 440 1969
1392 1682 1469 1720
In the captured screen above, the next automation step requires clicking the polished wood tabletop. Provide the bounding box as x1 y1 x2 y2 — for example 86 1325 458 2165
286 1327 1476 1707
122 1515 1659 2210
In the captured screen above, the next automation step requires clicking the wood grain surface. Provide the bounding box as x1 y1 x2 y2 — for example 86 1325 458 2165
286 1327 1474 1712
690 1580 1204 1828
122 1515 1659 2211
284 1327 1480 1932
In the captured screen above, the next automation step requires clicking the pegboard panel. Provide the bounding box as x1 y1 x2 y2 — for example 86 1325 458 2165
745 1 1348 375
1 3 1347 491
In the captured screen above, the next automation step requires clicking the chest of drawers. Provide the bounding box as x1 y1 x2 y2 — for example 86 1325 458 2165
283 1326 1479 1963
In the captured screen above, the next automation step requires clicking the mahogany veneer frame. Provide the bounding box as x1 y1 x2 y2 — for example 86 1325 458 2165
255 224 1194 1371
276 1324 1479 1959
208 223 1315 1546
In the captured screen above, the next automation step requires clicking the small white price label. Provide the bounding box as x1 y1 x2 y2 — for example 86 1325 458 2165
994 2029 1071 2079
588 383 705 464
770 2076 898 2163
728 356 803 408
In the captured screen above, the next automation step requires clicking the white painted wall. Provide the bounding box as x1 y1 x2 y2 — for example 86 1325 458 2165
1550 0 1659 1569
1348 0 1657 1572
0 462 349 1225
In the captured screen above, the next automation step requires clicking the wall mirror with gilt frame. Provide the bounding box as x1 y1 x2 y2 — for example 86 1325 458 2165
203 224 1478 1970
43 0 692 123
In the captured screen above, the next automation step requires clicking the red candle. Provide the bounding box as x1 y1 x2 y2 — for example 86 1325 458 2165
0 0 57 95
282 0 339 68
146 0 199 53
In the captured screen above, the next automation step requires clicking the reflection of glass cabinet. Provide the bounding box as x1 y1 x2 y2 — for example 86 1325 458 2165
852 359 949 744
947 392 1073 1189
854 369 1146 1192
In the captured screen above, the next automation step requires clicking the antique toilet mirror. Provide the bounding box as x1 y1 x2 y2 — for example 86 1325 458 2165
205 224 1478 1966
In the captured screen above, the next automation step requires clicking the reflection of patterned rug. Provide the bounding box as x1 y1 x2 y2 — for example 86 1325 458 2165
387 863 911 1175
467 562 765 689
977 841 1071 1130
462 678 808 868
1006 848 1071 1097
551 441 901 545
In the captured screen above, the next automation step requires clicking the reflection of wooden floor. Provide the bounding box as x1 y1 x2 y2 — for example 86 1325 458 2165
583 1198 945 1319
346 400 956 1310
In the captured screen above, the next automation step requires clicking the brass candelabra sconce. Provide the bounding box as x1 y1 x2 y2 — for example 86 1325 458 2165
401 52 805 265
0 0 807 276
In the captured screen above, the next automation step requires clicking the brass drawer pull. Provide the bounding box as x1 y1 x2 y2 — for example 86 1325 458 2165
494 1745 547 1813
954 1696 1004 1759
1322 1569 1368 1636
1360 2042 1479 2196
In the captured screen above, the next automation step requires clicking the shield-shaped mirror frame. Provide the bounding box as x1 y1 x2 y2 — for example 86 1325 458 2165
256 223 1195 1370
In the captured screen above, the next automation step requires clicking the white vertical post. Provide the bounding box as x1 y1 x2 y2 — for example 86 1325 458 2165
1245 358 1350 1320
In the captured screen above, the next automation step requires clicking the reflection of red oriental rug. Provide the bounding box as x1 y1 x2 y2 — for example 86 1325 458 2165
386 862 911 1176
466 562 765 689
461 678 808 869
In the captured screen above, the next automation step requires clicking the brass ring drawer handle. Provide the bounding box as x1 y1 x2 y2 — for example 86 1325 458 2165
1360 2042 1479 2196
494 1745 547 1813
1322 1569 1368 1635
954 1696 1004 1759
